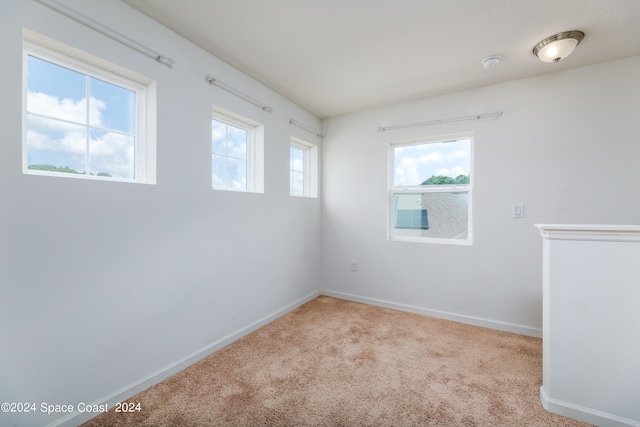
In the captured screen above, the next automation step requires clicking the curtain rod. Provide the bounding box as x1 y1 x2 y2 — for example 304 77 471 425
377 111 503 132
290 119 324 138
206 74 273 113
37 0 175 66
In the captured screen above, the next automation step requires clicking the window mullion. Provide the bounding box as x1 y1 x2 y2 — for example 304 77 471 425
246 130 254 192
85 74 91 175
302 151 307 195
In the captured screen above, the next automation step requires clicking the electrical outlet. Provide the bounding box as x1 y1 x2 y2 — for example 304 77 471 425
351 260 358 271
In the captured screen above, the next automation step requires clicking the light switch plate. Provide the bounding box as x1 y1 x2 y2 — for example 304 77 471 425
513 204 524 218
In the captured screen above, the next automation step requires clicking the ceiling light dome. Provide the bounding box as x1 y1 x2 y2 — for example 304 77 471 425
533 31 585 63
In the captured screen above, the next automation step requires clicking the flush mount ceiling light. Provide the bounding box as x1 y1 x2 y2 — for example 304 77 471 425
533 30 585 63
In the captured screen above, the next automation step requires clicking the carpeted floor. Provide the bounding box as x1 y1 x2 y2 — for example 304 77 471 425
82 296 591 426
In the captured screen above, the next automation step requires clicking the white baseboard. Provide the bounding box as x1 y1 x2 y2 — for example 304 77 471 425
48 291 320 427
320 290 542 337
540 386 640 427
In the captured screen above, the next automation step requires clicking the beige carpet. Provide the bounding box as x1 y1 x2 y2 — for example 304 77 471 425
82 296 590 426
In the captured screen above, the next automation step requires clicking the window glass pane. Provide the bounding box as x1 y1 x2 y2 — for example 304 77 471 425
291 146 304 172
89 77 135 134
290 145 306 196
212 118 249 190
227 124 247 160
212 154 227 188
291 170 304 196
393 192 468 240
26 54 140 181
394 138 470 186
27 55 86 123
27 115 87 174
212 119 227 155
90 129 134 179
227 157 247 190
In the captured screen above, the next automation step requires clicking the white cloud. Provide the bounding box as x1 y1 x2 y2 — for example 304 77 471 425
212 173 225 188
230 178 246 190
446 149 469 161
415 149 467 165
212 124 226 142
228 142 246 160
27 92 105 129
26 92 139 178
417 151 444 164
394 164 420 185
27 128 85 153
395 156 422 185
398 156 418 169
90 132 134 178
435 165 467 177
291 158 303 171
213 171 247 190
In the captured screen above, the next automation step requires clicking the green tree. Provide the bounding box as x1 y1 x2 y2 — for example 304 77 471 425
421 174 469 185
28 165 112 177
454 174 470 184
28 164 80 174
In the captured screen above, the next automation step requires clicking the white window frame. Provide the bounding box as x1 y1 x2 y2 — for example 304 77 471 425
22 31 156 184
211 107 264 193
388 133 473 246
290 137 318 198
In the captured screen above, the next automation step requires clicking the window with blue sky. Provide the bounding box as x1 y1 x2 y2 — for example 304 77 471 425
390 135 473 245
25 53 139 180
290 145 305 196
289 137 318 198
393 138 470 186
211 107 263 193
212 119 249 190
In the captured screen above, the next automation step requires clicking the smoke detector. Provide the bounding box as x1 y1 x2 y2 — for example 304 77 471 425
481 55 502 69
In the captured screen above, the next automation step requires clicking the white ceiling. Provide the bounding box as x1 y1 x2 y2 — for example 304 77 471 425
122 0 640 118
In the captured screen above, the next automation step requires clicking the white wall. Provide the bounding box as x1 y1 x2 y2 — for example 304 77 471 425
321 56 640 335
0 1 321 426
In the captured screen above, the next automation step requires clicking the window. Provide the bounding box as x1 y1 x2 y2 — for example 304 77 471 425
211 108 264 192
389 134 473 245
290 137 318 197
23 34 155 183
290 144 305 196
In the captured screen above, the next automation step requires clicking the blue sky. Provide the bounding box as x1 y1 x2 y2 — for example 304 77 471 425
394 138 471 186
26 55 135 178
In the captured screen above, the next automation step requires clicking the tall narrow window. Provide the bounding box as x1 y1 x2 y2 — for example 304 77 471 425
212 119 249 190
290 145 305 196
290 137 318 197
211 109 264 193
23 35 155 183
389 134 473 245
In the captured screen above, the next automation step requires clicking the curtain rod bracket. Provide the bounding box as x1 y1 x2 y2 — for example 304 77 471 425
156 55 175 66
